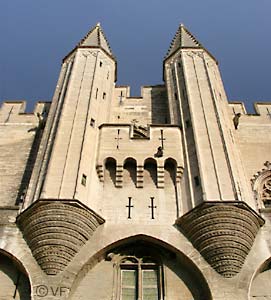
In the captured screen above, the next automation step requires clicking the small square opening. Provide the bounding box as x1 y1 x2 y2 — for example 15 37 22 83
81 174 87 186
194 176 200 187
90 118 95 127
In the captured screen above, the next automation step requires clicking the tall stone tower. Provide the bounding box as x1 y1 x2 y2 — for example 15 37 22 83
0 23 270 300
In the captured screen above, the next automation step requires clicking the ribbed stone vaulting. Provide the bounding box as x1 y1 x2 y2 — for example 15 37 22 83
176 202 265 278
17 200 104 275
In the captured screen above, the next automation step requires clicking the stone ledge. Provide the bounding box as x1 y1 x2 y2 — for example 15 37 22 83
0 207 19 225
175 201 264 278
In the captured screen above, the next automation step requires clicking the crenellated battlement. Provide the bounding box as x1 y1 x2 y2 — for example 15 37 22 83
229 101 271 117
112 85 168 125
115 84 166 99
0 101 51 124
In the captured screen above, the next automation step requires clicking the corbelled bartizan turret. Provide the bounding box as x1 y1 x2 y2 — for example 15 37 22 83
0 23 270 300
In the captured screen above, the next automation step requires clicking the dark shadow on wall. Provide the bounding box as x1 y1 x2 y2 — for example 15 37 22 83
144 158 157 186
16 105 50 206
164 158 177 185
15 128 43 205
124 157 137 187
105 157 117 186
150 86 170 124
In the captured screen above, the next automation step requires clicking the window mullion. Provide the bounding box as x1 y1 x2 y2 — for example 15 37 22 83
118 256 162 300
138 264 142 300
158 265 163 300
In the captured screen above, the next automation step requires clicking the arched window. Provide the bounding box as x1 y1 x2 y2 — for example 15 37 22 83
120 256 161 300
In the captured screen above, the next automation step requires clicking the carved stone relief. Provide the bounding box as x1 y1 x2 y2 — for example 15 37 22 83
80 50 98 58
252 161 271 209
131 124 149 139
176 202 264 277
17 199 104 275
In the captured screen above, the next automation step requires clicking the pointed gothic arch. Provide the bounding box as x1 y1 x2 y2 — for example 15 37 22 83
68 235 212 300
249 257 271 299
0 250 31 300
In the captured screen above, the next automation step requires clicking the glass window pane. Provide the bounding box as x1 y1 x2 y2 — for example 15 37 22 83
121 270 137 300
143 288 158 300
122 270 136 286
143 269 158 286
142 269 158 300
122 288 137 300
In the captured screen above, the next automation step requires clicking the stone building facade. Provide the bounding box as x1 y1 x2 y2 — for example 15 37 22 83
0 23 270 300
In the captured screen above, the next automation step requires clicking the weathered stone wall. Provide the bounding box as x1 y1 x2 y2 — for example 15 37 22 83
69 242 209 300
94 124 183 222
111 85 169 125
0 101 49 206
229 102 271 182
41 48 116 202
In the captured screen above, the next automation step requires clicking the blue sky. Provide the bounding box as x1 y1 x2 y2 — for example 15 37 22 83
1 0 271 112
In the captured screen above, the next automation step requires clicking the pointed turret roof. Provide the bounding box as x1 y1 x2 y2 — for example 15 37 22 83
63 23 115 62
78 23 114 57
165 24 204 60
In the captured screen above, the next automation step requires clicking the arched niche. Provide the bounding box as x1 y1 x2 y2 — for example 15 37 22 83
104 157 117 186
123 157 137 187
250 258 271 299
69 236 212 300
164 157 177 186
144 158 157 187
0 250 31 300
